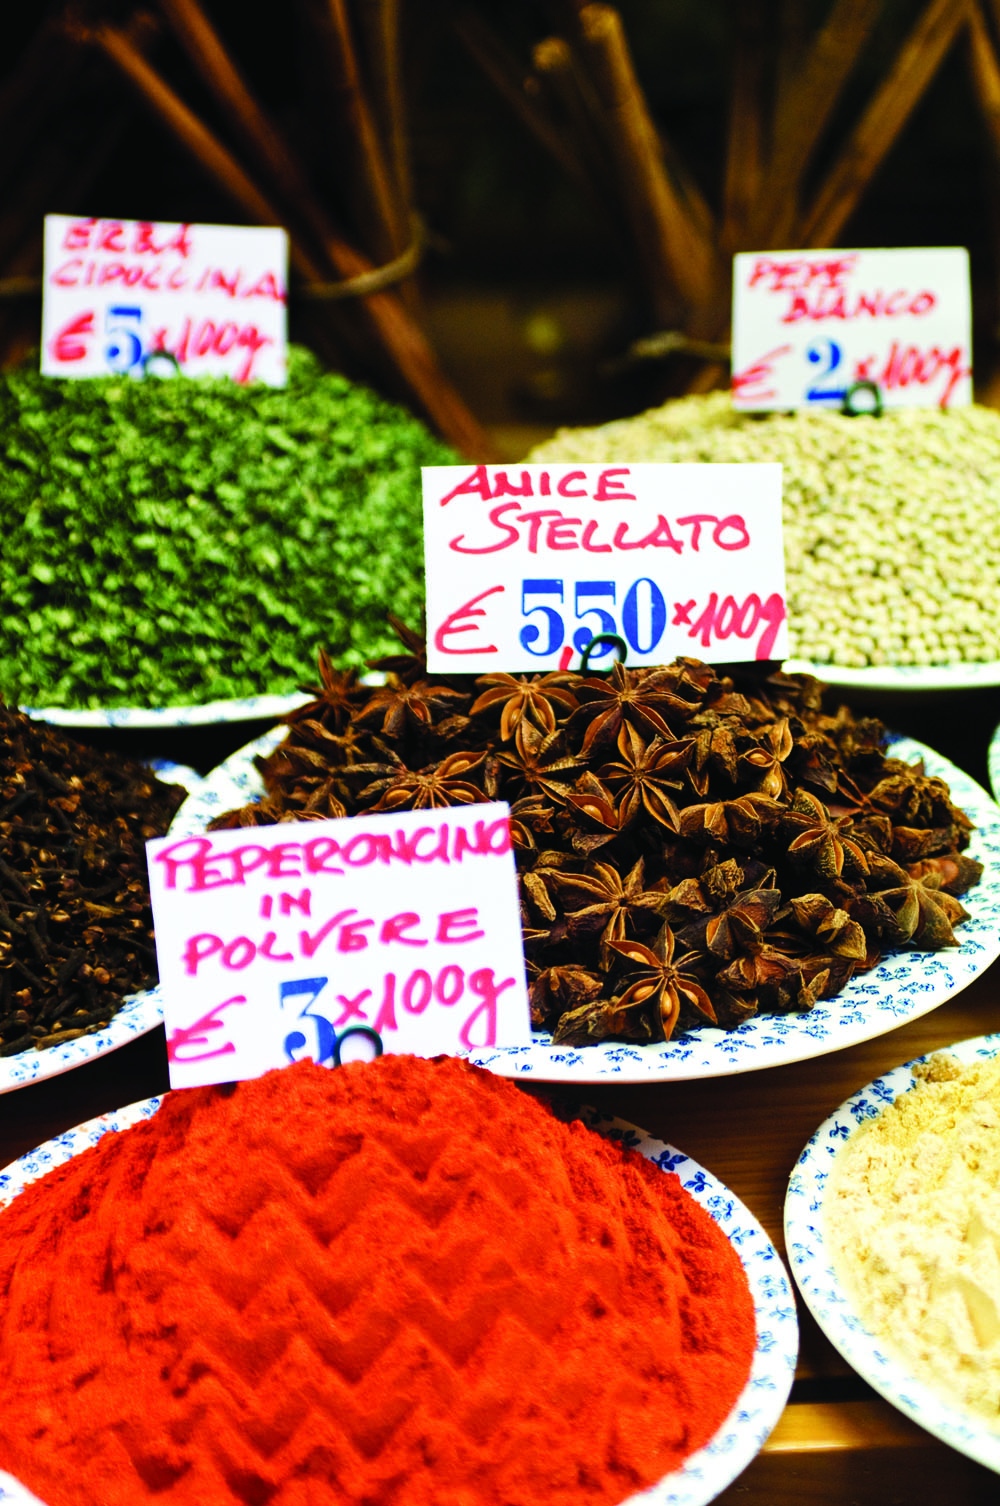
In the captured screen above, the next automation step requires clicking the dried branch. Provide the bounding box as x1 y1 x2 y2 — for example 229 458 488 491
797 0 972 249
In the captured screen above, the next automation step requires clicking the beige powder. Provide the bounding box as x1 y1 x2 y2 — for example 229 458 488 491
827 1050 1000 1428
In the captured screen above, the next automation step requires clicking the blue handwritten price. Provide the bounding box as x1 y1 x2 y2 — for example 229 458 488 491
518 579 786 662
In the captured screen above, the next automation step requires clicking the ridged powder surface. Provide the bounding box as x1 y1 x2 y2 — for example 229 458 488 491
0 1057 755 1506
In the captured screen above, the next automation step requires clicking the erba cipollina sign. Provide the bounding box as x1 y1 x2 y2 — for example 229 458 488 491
422 461 788 675
731 247 971 411
146 803 530 1090
41 215 288 385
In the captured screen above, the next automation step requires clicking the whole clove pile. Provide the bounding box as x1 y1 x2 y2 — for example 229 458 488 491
0 705 186 1055
210 630 984 1046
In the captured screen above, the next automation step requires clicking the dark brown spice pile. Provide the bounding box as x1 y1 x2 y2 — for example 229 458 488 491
210 627 983 1046
0 705 186 1056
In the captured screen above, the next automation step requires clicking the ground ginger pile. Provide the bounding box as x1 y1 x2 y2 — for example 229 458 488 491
828 1050 1000 1427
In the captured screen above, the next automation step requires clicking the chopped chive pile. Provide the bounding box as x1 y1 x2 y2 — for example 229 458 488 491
0 348 453 708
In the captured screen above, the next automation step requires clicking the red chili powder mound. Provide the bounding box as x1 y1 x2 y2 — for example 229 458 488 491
0 1056 755 1506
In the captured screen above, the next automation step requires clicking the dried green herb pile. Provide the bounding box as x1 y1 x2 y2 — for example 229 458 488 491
529 394 1000 669
0 707 185 1055
0 348 454 709
210 636 982 1046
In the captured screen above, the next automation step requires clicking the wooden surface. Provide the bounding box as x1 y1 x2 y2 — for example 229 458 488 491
2 685 1000 1501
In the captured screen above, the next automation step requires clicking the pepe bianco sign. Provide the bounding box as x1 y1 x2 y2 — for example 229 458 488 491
731 247 971 411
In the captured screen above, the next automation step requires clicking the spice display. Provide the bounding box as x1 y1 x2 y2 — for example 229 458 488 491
0 348 454 709
0 1054 757 1506
0 704 185 1054
529 394 1000 668
826 1050 1000 1430
210 637 982 1045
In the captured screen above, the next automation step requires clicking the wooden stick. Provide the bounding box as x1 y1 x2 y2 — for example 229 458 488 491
966 0 1000 158
353 0 411 220
575 4 720 320
531 36 617 206
454 11 589 188
797 0 972 249
720 0 768 253
311 0 407 265
760 0 883 247
84 21 495 457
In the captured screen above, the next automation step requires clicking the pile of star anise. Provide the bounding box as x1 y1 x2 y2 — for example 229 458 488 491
210 625 982 1046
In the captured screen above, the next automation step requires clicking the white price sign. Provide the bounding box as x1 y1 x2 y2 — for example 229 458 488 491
41 215 288 385
731 247 971 411
422 462 788 674
146 804 530 1090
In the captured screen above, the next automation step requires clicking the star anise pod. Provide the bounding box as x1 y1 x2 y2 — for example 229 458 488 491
572 661 694 756
551 994 657 1046
469 671 578 752
781 893 868 960
678 793 783 848
284 652 364 732
354 677 468 739
557 855 668 964
868 761 973 833
608 926 717 1040
781 790 871 880
495 721 584 804
866 855 970 947
677 880 782 961
597 722 690 830
906 851 984 895
740 717 793 799
686 717 741 796
364 614 429 684
358 750 486 812
528 964 603 1030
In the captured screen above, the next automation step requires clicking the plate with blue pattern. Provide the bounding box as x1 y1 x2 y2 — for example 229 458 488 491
22 692 308 731
989 723 1000 807
166 729 1000 1083
0 757 201 1096
0 1097 796 1506
785 1032 1000 1474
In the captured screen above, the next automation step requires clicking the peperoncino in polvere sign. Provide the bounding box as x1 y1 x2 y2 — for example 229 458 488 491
41 215 288 385
422 461 788 675
146 803 531 1091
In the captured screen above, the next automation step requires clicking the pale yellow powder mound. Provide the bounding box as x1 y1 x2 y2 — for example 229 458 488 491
828 1051 1000 1428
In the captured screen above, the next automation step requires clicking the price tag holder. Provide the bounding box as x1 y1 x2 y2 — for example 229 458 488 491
146 802 530 1090
731 246 971 411
422 461 788 674
41 215 288 385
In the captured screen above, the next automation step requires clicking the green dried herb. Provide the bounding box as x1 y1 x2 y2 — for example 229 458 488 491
0 349 454 708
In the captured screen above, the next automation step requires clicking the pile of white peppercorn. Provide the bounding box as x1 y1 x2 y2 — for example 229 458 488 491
530 393 1000 669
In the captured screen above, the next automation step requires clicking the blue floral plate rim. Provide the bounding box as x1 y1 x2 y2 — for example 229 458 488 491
0 1096 797 1506
168 729 1000 1084
22 692 309 731
785 1030 1000 1475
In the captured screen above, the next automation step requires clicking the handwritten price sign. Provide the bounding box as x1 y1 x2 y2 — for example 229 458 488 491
41 215 288 385
731 247 971 411
422 462 788 674
146 804 530 1090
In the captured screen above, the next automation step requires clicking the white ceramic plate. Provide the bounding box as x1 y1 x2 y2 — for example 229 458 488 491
785 1032 1000 1474
22 692 309 731
169 729 1000 1084
783 657 1000 692
0 1097 797 1506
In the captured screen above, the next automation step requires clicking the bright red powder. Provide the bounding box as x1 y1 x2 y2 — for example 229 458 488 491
0 1056 755 1505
